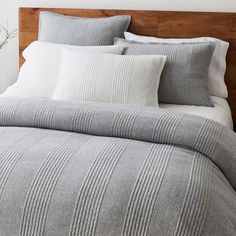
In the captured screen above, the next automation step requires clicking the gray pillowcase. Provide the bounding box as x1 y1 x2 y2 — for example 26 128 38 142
114 38 215 107
38 11 131 46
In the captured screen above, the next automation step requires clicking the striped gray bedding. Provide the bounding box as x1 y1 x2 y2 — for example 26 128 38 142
0 97 235 236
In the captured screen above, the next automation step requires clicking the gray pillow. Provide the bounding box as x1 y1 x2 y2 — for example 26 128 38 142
38 11 131 46
114 38 215 107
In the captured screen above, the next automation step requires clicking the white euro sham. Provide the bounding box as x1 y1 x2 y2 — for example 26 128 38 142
2 41 126 98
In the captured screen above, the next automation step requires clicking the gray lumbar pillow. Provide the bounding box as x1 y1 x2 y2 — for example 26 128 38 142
38 11 131 46
115 38 215 107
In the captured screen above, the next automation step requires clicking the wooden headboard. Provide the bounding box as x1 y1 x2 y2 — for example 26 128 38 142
19 7 236 128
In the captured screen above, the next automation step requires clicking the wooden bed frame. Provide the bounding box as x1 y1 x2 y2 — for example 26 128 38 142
19 8 236 128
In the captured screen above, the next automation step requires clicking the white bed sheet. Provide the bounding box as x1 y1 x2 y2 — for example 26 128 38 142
159 96 233 129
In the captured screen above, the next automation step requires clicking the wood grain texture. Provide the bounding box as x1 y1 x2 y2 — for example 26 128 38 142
19 8 236 128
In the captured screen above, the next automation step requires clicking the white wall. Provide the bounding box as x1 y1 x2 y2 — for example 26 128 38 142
0 0 236 92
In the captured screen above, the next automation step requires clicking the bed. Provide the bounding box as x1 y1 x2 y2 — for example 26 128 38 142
0 7 235 236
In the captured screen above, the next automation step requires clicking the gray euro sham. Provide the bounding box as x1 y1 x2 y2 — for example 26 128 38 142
114 38 215 107
38 11 131 46
0 97 235 236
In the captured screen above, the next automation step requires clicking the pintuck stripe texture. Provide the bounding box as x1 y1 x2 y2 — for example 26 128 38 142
71 104 97 133
111 57 134 104
174 153 213 236
70 138 130 236
152 112 185 144
193 119 223 157
20 134 90 236
76 55 103 102
0 98 235 235
0 130 47 198
0 99 21 126
34 102 57 128
122 145 173 236
52 50 166 107
112 106 144 138
0 98 234 191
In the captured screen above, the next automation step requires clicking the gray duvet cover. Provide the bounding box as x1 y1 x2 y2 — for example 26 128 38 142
0 97 235 236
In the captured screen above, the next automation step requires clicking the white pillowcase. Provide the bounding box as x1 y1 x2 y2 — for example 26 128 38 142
2 41 126 98
52 49 166 106
125 32 229 98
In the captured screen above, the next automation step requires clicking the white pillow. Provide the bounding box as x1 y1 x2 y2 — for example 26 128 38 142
2 41 126 98
125 32 229 98
52 49 166 106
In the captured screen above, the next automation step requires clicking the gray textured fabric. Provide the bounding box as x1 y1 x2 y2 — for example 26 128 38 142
38 11 131 46
114 38 215 107
0 97 235 236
